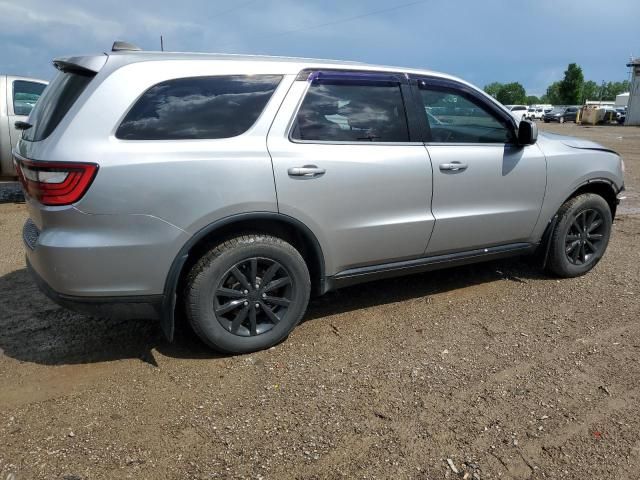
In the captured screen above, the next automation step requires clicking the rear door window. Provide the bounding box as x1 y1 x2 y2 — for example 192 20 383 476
290 75 410 142
22 70 94 142
13 81 46 116
116 75 282 140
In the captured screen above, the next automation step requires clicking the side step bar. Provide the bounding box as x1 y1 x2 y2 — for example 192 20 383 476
325 242 536 291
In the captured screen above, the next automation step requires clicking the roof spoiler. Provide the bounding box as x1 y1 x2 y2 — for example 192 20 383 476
53 55 107 75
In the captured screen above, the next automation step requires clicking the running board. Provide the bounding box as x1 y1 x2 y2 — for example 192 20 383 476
325 243 535 291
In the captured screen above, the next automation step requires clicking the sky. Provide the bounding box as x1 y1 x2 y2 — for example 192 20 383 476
0 0 638 97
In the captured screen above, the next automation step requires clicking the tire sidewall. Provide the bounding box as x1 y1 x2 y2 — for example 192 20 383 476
552 195 612 276
189 239 310 353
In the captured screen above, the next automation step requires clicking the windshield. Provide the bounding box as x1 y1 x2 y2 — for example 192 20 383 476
23 69 94 142
550 108 565 113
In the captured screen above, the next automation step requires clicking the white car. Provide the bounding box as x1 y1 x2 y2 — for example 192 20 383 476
506 105 528 122
526 106 546 120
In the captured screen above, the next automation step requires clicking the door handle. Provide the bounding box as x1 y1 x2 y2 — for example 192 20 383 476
439 162 468 172
287 165 326 177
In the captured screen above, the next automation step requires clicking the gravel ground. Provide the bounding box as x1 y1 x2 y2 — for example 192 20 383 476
0 123 639 480
0 182 23 204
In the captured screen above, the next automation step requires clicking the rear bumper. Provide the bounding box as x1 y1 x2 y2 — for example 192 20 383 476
27 258 163 321
23 202 190 297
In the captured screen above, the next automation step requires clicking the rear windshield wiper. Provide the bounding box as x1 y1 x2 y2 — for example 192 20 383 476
15 121 32 131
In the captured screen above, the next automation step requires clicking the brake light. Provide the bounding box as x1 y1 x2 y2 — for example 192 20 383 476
14 156 98 206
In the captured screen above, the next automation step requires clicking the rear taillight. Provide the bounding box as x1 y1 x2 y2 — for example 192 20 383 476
14 156 98 206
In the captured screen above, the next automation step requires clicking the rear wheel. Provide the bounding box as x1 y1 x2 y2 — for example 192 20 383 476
546 194 612 278
185 235 310 353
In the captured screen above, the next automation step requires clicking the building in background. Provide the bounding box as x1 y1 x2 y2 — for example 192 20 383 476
626 58 640 125
615 92 629 107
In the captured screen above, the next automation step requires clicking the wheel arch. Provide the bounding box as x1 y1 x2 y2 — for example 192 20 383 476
538 178 619 268
564 178 618 220
160 212 326 341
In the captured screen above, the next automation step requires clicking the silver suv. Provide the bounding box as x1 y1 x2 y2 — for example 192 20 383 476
15 44 625 353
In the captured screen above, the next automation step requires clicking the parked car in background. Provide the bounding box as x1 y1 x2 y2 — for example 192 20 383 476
16 45 625 354
505 104 528 122
543 106 579 123
0 75 48 178
525 106 546 120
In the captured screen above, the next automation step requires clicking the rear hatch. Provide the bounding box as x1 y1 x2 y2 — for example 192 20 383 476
20 56 105 144
14 56 106 209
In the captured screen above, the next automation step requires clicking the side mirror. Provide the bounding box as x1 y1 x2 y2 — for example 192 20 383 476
518 120 538 145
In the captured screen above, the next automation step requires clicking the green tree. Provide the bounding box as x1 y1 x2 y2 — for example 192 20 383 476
484 82 503 99
600 80 630 100
582 80 599 102
495 82 527 105
542 81 562 105
526 95 541 105
558 63 584 105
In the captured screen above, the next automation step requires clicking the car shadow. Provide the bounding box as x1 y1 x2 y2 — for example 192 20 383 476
0 258 547 366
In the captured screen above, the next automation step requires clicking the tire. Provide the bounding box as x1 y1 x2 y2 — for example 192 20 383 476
546 193 612 278
184 234 310 353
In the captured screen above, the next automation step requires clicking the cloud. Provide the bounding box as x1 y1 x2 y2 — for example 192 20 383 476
0 0 637 91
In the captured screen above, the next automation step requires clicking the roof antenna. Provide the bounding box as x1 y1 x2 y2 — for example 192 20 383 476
160 35 164 52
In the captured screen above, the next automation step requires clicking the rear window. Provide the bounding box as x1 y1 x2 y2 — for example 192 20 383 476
22 70 94 142
116 75 282 140
290 80 409 142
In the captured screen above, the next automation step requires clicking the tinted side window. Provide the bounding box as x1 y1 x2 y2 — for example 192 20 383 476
418 87 514 144
116 75 282 140
13 81 46 116
291 81 409 142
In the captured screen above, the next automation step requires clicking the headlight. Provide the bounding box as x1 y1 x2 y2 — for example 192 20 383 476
620 157 625 174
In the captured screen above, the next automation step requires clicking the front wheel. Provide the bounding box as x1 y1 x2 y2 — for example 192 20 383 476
546 193 612 278
184 235 311 353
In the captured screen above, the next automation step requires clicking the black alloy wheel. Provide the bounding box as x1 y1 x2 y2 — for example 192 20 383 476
546 193 612 278
564 209 606 266
214 257 293 336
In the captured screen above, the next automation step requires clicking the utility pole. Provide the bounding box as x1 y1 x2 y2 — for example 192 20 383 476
160 35 164 52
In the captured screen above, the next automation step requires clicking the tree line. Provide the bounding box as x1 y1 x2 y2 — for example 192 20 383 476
484 63 630 105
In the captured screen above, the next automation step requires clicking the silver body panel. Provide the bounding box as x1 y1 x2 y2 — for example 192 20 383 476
16 52 624 300
425 143 546 254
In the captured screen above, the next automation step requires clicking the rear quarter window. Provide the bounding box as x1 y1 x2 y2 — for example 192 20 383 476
116 75 282 140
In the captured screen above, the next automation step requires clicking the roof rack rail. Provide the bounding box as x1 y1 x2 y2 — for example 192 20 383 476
111 41 142 52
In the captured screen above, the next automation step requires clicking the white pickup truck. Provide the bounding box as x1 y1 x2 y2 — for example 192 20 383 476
0 75 48 178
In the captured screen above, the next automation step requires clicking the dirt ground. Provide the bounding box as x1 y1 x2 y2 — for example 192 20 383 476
1 123 639 480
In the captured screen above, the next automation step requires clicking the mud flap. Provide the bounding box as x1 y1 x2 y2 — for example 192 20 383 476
160 293 176 342
541 214 559 269
160 253 189 342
